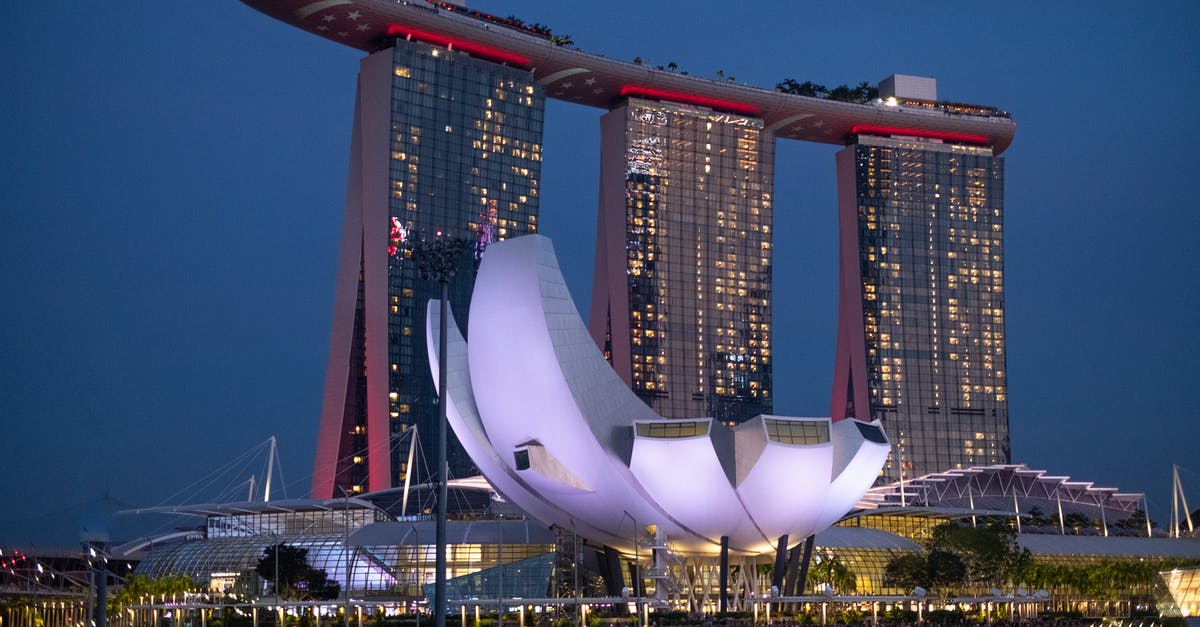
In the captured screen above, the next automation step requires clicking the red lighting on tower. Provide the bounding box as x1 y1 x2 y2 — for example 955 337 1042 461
385 25 530 67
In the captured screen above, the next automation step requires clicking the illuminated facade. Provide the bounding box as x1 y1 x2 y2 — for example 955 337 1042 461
427 235 889 556
311 38 544 499
590 98 774 423
1160 566 1200 619
134 500 556 598
832 135 1009 482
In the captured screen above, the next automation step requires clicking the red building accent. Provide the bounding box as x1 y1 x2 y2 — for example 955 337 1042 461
385 24 531 67
850 125 989 145
311 53 394 499
618 86 759 116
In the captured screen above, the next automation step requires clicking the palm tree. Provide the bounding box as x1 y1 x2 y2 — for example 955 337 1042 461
808 552 857 594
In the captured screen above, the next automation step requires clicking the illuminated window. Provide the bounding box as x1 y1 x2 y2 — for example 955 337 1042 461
765 419 829 445
635 421 708 439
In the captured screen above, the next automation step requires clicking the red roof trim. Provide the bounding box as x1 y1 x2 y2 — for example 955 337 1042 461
850 125 990 146
620 85 759 116
385 24 531 67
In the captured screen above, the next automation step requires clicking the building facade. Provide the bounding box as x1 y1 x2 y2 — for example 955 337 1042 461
832 134 1009 482
311 38 545 499
590 98 775 424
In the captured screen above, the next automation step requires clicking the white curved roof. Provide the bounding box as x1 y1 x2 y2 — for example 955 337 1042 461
858 464 1145 515
426 235 890 556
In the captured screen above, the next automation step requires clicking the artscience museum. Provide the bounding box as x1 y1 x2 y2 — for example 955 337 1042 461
426 234 891 557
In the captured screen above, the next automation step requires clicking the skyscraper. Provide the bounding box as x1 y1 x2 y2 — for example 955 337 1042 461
590 98 774 423
311 38 545 499
832 132 1009 482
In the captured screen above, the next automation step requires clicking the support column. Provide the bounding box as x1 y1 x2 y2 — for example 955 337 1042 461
796 535 815 596
770 534 789 594
600 546 624 596
784 542 803 600
718 536 729 613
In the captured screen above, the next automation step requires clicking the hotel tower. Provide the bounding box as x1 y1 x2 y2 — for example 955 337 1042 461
831 80 1010 481
310 37 544 499
590 99 774 424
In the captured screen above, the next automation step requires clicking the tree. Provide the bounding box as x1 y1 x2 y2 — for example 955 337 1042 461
1026 506 1053 530
775 79 827 97
1063 512 1091 535
926 549 968 593
882 550 965 597
807 552 857 593
884 554 930 591
109 574 197 615
929 523 1029 591
852 81 879 102
884 523 1030 597
256 543 341 601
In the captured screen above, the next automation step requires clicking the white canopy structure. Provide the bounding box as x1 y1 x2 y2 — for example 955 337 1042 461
426 235 889 556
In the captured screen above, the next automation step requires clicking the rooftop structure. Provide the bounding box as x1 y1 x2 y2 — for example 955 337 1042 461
856 465 1149 535
240 1 1015 151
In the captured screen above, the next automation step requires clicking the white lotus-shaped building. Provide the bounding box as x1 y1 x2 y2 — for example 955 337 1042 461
426 235 889 556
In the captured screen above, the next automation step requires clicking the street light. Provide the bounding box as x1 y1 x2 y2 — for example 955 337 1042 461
261 529 282 602
337 486 353 627
408 230 467 627
622 511 642 627
409 524 421 627
570 519 580 627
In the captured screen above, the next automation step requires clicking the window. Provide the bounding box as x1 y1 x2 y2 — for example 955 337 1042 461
635 421 708 439
765 419 829 445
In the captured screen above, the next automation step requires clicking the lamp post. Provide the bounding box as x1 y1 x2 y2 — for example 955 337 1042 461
410 524 421 627
262 529 282 602
408 230 467 627
338 486 352 627
622 511 641 627
571 519 580 627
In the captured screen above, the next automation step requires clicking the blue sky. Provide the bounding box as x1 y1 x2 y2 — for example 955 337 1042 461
2 1 1198 545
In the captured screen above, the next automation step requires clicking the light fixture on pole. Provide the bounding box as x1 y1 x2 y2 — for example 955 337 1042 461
622 511 643 627
337 486 353 627
408 230 466 627
410 524 422 627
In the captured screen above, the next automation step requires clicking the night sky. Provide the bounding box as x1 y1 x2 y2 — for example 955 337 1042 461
3 2 1198 546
